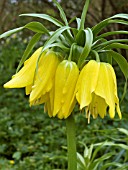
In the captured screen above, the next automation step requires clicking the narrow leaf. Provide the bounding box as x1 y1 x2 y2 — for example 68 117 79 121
104 43 128 50
93 39 128 50
25 22 49 34
80 0 90 30
43 26 70 51
100 162 122 170
53 0 68 26
16 33 42 72
109 19 128 25
20 13 63 27
106 50 128 79
0 27 24 39
78 28 93 68
118 128 128 136
111 13 128 20
96 30 128 40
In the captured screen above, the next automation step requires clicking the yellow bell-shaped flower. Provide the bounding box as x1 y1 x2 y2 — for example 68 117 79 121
76 60 122 122
29 50 60 104
4 47 44 88
53 60 79 119
4 48 61 108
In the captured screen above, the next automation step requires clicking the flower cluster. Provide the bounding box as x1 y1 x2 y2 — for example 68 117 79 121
4 47 122 121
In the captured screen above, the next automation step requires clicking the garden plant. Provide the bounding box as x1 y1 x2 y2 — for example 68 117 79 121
0 0 128 169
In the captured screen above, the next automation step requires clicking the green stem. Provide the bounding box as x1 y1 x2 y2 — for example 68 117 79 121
66 114 77 170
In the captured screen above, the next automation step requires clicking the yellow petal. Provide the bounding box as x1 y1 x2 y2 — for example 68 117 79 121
25 84 32 95
53 60 79 119
76 60 100 109
95 63 117 118
53 60 71 116
4 47 43 88
30 92 49 106
30 51 60 102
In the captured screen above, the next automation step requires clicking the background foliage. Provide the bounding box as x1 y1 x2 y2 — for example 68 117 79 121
0 0 128 169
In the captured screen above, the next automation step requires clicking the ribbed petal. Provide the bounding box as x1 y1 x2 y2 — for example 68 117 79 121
53 60 79 119
25 84 32 95
76 60 100 109
53 60 71 117
4 47 43 88
95 63 117 118
106 64 122 119
88 93 107 119
30 92 49 106
30 51 60 103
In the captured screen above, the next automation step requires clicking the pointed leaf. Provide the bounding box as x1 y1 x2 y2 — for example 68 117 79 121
78 28 93 67
16 33 42 72
42 26 70 51
25 22 49 34
80 0 90 30
118 128 128 136
106 50 128 79
100 162 122 170
105 43 128 50
20 13 63 27
94 39 128 50
0 27 24 39
96 30 128 40
53 0 68 26
111 13 128 20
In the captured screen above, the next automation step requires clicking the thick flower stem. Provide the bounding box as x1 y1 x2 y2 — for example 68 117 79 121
66 114 77 170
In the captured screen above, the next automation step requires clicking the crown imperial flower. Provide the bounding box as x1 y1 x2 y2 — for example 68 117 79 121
53 60 79 119
76 60 122 122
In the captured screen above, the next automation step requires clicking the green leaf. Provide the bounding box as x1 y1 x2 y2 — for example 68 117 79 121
42 26 70 51
72 44 83 63
120 80 127 103
91 152 115 170
12 151 22 160
92 19 110 37
106 50 128 79
95 31 128 40
93 39 128 50
80 0 90 30
0 27 24 39
20 13 63 27
16 33 42 72
100 162 122 170
24 22 49 34
53 0 68 26
111 13 128 20
77 153 86 169
75 30 85 46
109 19 128 25
118 128 128 136
104 43 128 50
78 28 93 68
76 18 81 30
94 141 128 150
92 14 128 37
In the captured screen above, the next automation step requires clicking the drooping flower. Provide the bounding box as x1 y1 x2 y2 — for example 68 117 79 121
76 60 122 122
4 48 61 107
29 50 61 105
4 47 43 88
53 60 79 119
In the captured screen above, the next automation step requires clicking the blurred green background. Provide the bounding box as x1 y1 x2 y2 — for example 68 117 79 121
0 0 128 169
